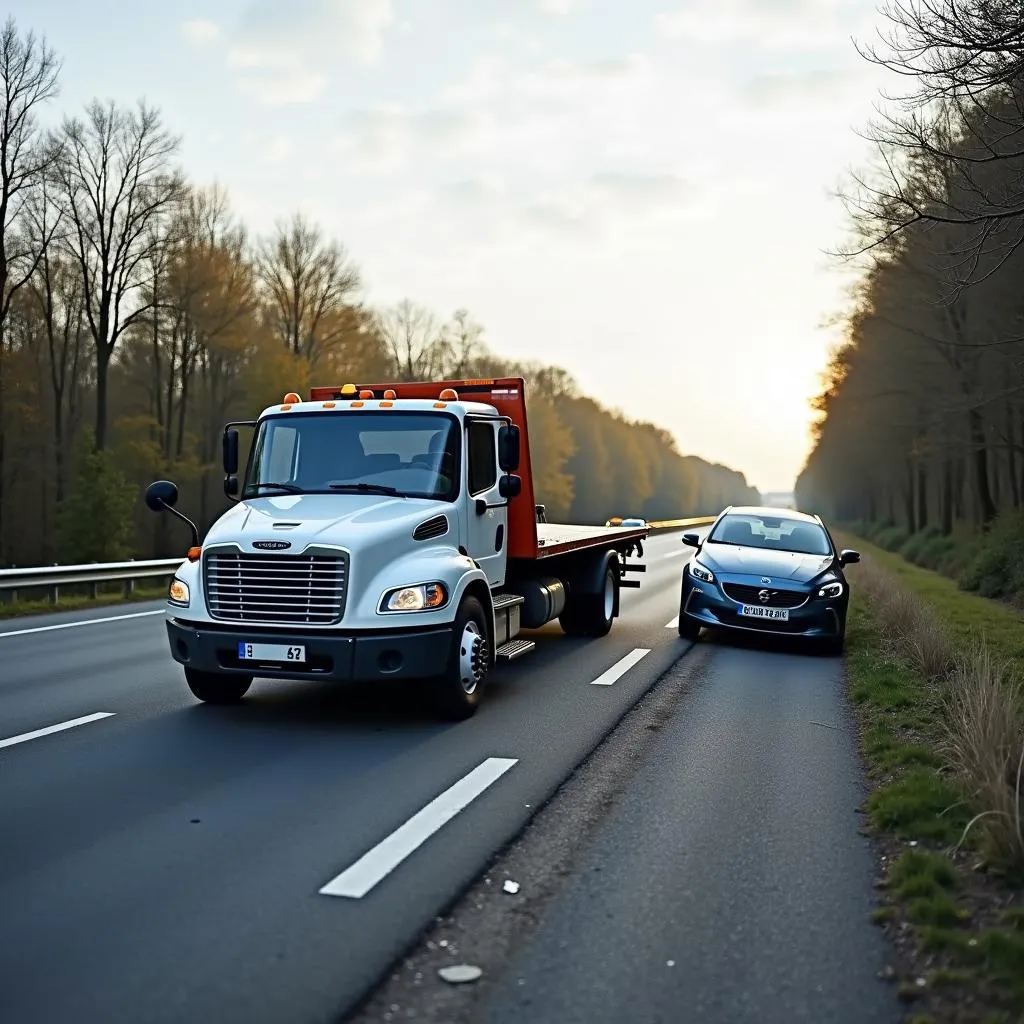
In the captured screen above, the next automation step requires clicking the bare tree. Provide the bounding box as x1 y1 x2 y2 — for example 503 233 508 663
52 98 184 449
0 17 61 336
255 212 362 367
376 298 449 380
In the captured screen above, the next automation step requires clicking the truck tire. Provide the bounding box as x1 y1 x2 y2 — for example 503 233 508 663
184 667 253 704
431 595 490 720
559 562 618 638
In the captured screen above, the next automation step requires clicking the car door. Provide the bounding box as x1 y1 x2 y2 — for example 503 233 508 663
464 418 507 587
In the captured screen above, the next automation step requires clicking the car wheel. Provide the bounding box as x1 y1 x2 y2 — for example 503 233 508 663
820 633 844 656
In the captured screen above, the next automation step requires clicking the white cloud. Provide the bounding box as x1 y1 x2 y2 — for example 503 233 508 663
536 0 575 13
226 0 395 104
180 19 219 44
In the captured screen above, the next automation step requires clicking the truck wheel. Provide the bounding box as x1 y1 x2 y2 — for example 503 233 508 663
184 668 253 704
431 595 490 720
559 563 618 638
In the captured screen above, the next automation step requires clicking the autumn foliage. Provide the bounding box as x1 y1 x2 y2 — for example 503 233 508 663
0 18 757 567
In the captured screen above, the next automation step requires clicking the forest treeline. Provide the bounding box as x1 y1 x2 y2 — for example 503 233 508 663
795 0 1024 599
0 18 757 568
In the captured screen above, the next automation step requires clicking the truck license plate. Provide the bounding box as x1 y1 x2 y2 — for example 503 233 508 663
238 642 306 662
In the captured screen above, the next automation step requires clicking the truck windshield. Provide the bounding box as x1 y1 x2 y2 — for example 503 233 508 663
243 412 460 500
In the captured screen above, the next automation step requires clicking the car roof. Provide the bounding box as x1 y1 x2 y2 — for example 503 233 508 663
720 505 820 525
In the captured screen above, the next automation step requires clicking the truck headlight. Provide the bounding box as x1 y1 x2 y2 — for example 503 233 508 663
380 582 449 612
168 577 190 606
818 581 843 599
689 560 714 583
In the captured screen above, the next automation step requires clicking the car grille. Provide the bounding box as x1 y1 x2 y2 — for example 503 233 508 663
722 583 807 609
204 551 348 624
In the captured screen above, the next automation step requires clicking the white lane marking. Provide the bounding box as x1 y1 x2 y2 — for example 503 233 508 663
0 712 116 750
665 616 679 629
590 647 651 686
319 756 519 899
663 550 685 559
0 609 164 639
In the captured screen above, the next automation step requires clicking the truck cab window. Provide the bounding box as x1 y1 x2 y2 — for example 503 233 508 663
467 421 498 495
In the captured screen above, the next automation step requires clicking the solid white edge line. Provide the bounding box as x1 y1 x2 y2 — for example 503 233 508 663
0 609 165 639
590 647 651 686
319 756 519 899
665 616 679 629
0 712 116 750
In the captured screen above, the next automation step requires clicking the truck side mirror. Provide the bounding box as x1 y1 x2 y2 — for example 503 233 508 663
223 428 239 475
498 424 520 472
499 474 522 499
143 479 200 547
225 475 239 497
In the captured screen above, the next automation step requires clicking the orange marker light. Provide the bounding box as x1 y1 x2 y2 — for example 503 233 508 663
351 400 364 408
187 546 202 562
340 383 357 395
439 388 459 401
282 392 301 404
322 401 336 408
380 401 394 407
359 389 373 399
383 389 397 399
280 404 293 411
433 401 446 408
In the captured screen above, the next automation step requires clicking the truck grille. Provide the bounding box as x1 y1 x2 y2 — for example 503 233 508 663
722 583 807 609
204 551 348 624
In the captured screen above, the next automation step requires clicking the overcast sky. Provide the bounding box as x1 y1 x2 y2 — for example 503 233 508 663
10 0 901 493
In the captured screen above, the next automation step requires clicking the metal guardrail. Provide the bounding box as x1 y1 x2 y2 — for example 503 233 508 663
0 516 717 603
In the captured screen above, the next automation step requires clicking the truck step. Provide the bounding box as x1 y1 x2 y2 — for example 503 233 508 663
493 592 526 611
495 639 536 661
621 562 646 572
619 579 641 588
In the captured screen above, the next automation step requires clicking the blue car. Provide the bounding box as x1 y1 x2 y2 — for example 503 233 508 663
676 505 860 655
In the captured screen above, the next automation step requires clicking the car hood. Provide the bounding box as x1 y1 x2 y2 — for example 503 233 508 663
698 543 833 583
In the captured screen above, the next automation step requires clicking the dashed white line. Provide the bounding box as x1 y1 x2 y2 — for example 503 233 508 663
0 609 164 639
0 712 116 750
319 756 519 899
590 647 651 685
665 616 679 629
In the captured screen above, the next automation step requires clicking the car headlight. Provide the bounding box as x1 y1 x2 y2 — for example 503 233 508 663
689 560 714 583
380 582 449 613
818 580 843 599
168 577 190 606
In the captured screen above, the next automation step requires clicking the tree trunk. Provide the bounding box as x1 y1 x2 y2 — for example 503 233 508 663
967 407 996 525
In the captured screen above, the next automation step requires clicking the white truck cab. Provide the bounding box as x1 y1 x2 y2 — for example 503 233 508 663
145 377 648 719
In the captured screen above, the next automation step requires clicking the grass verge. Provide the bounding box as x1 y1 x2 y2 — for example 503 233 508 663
0 583 167 620
841 536 1024 1021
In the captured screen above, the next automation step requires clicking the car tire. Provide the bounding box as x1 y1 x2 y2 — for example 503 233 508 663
677 613 701 641
430 595 490 720
184 668 253 704
820 633 845 656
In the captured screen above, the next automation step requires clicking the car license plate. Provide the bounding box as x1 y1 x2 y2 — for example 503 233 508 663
739 605 789 621
238 642 306 662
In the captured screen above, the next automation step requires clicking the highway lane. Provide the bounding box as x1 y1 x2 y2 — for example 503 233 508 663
465 627 896 1023
0 528 697 1024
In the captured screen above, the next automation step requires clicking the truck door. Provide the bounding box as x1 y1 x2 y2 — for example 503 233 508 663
464 418 507 587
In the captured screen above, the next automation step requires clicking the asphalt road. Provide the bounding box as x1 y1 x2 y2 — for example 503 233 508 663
0 528 701 1024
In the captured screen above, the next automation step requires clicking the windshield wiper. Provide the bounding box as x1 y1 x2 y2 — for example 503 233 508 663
247 481 305 494
329 482 403 496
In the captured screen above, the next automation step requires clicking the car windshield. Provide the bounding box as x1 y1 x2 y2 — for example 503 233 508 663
243 412 460 500
708 513 831 556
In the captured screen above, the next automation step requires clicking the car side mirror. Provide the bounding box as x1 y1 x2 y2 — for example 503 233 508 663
682 532 700 547
499 474 521 498
839 549 860 565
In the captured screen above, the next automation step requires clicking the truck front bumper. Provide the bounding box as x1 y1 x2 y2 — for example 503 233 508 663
165 617 453 682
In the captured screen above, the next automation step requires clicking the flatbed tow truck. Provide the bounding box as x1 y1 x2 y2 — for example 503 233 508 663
144 377 648 718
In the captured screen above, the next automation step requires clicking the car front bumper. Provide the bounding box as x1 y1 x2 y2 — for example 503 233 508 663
680 574 844 639
165 617 453 682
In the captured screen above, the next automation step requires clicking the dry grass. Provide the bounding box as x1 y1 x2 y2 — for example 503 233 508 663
942 641 1024 871
846 548 1024 875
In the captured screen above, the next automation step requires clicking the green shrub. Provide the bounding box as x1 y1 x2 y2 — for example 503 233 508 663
959 512 1024 603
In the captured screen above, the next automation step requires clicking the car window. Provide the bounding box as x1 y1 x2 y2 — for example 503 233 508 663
709 513 831 555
